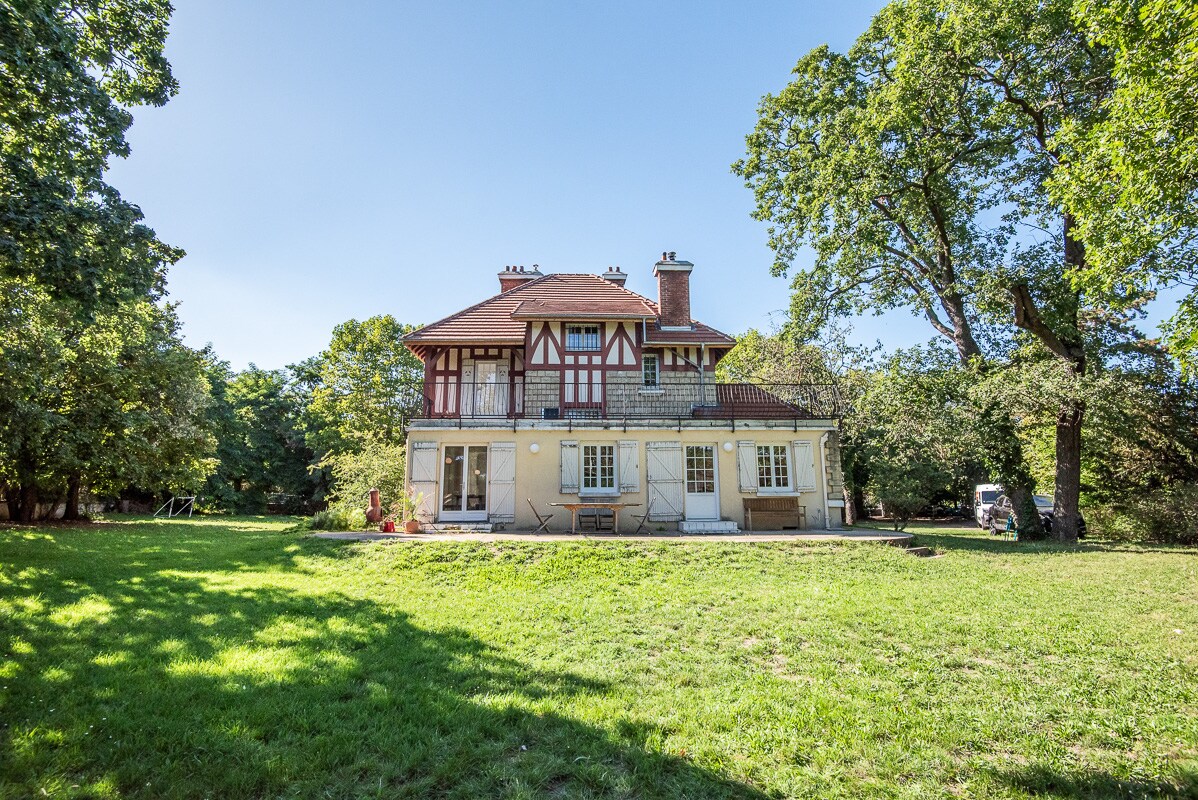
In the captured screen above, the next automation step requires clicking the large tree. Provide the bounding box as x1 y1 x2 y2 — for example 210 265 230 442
0 280 215 520
738 0 1136 541
0 0 181 314
734 1 1048 533
303 316 423 460
1050 0 1198 372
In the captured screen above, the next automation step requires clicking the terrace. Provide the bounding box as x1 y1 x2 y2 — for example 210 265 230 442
406 379 843 425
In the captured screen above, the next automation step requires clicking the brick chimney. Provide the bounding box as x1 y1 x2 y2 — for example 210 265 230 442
653 252 694 329
498 265 542 293
601 266 627 287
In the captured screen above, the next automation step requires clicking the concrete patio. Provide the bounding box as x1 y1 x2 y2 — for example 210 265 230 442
310 529 914 545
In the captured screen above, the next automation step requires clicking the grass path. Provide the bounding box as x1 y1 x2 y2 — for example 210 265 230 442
1 516 1195 798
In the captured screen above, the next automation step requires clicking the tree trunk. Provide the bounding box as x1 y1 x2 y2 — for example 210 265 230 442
1007 215 1089 544
40 486 66 521
1008 486 1043 539
63 474 82 521
1053 399 1084 543
842 485 858 525
1052 217 1087 544
16 484 38 523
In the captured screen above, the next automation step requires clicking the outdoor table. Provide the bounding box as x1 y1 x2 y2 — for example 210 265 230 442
548 501 642 534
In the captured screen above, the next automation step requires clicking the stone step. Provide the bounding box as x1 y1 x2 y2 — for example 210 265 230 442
678 519 741 534
423 522 494 533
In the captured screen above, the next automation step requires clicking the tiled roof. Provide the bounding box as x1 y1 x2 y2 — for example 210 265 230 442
644 322 736 346
403 272 736 349
511 298 655 319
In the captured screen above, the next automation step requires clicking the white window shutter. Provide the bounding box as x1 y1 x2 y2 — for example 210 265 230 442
793 440 817 491
646 441 684 521
560 440 579 493
407 441 439 521
488 442 516 522
618 440 639 493
737 441 758 493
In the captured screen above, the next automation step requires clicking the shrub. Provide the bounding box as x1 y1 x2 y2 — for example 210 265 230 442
319 437 406 515
308 507 367 532
1086 484 1198 545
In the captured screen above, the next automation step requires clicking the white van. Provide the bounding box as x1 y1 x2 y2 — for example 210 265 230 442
974 484 1002 528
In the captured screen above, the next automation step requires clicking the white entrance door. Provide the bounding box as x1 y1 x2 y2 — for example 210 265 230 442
441 445 488 521
684 445 719 520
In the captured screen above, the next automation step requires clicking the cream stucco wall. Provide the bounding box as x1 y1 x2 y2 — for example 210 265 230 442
406 422 842 532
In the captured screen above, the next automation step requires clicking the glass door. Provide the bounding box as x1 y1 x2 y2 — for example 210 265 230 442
684 445 719 520
441 445 488 521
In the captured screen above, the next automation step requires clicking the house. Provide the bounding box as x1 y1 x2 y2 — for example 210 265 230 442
402 253 845 532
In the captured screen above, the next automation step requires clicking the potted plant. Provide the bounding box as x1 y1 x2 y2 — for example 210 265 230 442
393 490 425 534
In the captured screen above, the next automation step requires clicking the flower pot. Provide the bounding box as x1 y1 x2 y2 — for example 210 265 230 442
403 519 421 534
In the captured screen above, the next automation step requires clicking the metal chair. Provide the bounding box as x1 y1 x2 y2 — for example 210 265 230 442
528 498 554 533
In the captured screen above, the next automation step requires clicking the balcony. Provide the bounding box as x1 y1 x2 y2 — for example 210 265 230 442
405 379 842 423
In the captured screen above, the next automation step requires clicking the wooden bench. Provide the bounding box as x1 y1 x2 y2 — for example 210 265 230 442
743 496 806 531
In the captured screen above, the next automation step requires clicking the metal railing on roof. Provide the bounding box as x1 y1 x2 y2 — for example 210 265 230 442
408 379 842 421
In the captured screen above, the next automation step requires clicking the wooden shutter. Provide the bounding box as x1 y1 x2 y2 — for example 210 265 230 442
560 440 579 493
488 442 516 522
618 440 639 493
646 441 684 521
737 440 758 493
793 440 817 491
408 441 439 521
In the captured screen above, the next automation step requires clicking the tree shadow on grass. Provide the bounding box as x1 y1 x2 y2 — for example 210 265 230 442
0 529 766 799
986 763 1198 799
851 522 1197 557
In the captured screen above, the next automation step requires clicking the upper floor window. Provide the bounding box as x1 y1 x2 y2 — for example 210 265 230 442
581 443 616 493
566 324 601 351
756 444 791 491
642 354 659 387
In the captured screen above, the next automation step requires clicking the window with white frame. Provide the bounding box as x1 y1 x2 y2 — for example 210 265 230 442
756 444 791 490
566 324 601 351
581 443 617 493
642 353 659 388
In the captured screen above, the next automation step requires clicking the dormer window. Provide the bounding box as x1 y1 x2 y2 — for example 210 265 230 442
566 324 600 351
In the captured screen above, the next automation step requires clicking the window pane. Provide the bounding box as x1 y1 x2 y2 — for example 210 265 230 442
567 325 600 351
582 444 615 490
642 355 659 387
686 446 715 493
466 446 488 511
442 446 464 511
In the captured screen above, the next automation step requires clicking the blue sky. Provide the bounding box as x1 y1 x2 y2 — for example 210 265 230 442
105 1 1181 371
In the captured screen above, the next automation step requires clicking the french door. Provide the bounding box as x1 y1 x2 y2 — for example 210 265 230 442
441 445 488 521
684 445 719 520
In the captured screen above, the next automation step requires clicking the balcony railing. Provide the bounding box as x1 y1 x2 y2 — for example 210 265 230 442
406 379 842 422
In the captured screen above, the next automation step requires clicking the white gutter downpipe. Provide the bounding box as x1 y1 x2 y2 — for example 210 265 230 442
819 431 833 530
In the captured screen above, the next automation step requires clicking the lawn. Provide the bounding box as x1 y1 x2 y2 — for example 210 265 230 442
1 517 1195 799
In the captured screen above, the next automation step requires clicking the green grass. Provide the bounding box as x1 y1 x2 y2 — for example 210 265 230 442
1 516 1196 799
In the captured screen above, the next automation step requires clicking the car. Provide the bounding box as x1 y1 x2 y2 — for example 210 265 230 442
973 483 1002 528
987 494 1087 537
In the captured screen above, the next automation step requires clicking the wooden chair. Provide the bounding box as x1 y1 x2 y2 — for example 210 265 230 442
632 500 653 534
527 498 554 533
